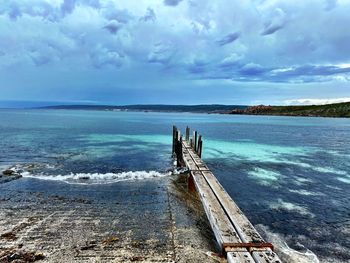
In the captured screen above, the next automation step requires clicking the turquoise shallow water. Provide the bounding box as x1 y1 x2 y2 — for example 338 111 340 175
0 109 349 262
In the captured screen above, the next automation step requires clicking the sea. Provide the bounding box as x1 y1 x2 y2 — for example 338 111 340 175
0 109 349 262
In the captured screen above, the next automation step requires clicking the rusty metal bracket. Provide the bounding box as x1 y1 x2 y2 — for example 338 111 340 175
222 242 274 253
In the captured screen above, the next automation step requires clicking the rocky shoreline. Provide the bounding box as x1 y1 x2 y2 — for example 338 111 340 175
0 168 22 184
0 169 222 263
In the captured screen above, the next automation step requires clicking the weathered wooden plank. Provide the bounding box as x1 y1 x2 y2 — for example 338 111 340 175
251 250 281 263
182 149 256 262
227 252 255 263
181 138 282 263
185 144 264 243
190 171 248 254
201 171 264 243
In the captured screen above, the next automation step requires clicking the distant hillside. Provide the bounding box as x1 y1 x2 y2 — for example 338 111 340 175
230 102 350 118
41 104 247 113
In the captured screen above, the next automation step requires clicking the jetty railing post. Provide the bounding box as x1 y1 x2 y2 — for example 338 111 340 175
194 131 198 152
177 135 184 167
172 126 177 154
175 129 179 153
185 126 190 142
193 131 195 151
197 135 202 157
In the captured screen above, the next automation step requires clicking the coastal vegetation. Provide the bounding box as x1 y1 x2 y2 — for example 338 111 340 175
230 102 350 118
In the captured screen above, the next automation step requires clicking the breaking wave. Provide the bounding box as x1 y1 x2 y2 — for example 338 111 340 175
21 170 171 184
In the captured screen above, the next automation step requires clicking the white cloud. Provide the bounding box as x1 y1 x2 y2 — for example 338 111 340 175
90 46 125 68
283 97 350 105
220 53 243 67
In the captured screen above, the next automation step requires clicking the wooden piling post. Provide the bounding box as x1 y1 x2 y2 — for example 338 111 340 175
194 131 198 152
175 129 179 145
172 126 177 154
197 135 202 157
177 135 183 167
185 126 190 142
198 137 203 158
197 135 202 154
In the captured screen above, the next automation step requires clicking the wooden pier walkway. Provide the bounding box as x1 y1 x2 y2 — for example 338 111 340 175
172 126 282 263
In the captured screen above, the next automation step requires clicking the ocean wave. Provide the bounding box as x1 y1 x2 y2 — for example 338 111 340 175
21 170 171 184
256 224 320 263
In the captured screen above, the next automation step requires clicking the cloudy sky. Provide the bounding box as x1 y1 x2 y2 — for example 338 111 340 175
1 0 350 105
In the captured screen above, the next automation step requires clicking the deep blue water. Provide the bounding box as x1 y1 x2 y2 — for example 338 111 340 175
0 109 349 262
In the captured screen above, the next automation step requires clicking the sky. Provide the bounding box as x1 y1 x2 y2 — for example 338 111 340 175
0 0 350 106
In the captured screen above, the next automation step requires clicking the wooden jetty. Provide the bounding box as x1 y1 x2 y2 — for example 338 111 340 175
172 126 282 263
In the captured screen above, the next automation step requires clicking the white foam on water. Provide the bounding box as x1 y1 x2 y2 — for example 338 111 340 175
337 175 350 184
21 170 171 185
313 166 347 175
247 168 281 186
269 198 315 217
288 189 325 196
294 177 313 185
256 224 320 263
204 139 312 163
79 134 171 145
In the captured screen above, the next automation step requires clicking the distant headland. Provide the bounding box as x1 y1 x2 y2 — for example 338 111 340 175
37 102 350 118
229 102 350 118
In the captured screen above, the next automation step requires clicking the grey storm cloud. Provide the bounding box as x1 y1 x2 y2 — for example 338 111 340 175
61 0 100 16
29 52 51 66
261 8 287 36
216 32 240 46
148 42 175 64
164 0 183 6
140 8 156 22
61 0 76 15
187 58 210 74
103 20 122 34
196 62 350 83
230 64 350 83
0 1 58 21
261 24 284 35
239 63 266 76
0 0 350 89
